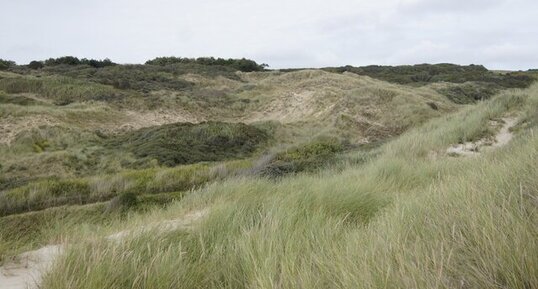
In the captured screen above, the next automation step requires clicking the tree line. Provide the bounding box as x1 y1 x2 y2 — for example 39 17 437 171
0 56 267 72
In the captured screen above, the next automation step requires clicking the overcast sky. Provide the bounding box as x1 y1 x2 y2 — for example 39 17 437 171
1 0 537 70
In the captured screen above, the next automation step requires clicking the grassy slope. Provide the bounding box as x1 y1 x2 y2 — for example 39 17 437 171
0 69 454 194
40 85 538 288
0 67 446 261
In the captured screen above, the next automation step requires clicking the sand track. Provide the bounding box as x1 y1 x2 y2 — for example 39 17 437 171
446 117 517 156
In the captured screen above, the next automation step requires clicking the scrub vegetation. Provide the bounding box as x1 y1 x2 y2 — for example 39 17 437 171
0 57 536 289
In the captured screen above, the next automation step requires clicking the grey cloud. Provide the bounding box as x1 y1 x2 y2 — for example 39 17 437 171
0 0 536 70
397 0 507 14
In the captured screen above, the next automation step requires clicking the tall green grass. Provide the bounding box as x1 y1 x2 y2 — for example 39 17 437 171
0 157 261 216
41 86 538 288
0 202 115 264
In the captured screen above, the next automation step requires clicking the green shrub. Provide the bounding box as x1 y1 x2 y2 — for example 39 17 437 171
32 139 50 153
106 192 138 212
324 64 535 88
38 64 195 92
136 191 184 210
437 82 499 104
0 59 15 70
261 138 345 177
28 61 44 70
108 122 269 167
44 56 116 68
145 56 265 72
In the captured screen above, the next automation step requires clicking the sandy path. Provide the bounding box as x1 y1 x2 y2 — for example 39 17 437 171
0 245 63 289
446 117 517 156
491 117 517 147
0 209 207 289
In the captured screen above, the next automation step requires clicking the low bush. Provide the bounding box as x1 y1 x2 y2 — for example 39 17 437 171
261 138 345 177
136 191 184 210
437 82 500 104
38 64 195 92
28 61 44 70
106 192 138 212
88 65 193 92
324 64 535 88
108 121 269 167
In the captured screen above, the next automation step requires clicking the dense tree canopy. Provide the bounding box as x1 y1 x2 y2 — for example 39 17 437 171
43 56 116 68
145 56 266 72
0 59 15 70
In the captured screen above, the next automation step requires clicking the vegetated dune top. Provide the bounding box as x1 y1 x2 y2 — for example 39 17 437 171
3 62 530 187
1 60 537 289
0 69 455 144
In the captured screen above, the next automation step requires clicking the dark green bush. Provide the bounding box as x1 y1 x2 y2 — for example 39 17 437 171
92 65 193 92
106 192 138 212
0 59 15 70
146 57 267 72
437 82 499 104
323 64 535 89
28 61 44 70
108 121 269 167
44 56 116 68
145 56 265 72
261 138 344 177
136 192 184 210
39 64 194 92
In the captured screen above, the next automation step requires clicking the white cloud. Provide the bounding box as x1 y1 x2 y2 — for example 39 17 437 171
0 0 536 70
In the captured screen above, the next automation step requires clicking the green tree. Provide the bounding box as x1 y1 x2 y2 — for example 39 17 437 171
0 59 15 70
28 61 44 69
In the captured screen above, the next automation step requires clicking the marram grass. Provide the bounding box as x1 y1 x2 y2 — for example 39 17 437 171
40 85 538 288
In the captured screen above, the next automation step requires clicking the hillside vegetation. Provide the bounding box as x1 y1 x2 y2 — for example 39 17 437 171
36 83 538 289
0 58 536 289
325 64 535 104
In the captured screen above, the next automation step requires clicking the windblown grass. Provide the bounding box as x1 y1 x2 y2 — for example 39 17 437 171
0 158 257 217
41 85 538 288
